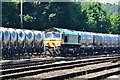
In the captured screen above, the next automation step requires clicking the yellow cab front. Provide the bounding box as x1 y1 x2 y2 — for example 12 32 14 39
44 31 62 48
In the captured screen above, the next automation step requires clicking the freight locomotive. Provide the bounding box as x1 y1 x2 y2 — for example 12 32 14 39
0 27 43 59
44 27 120 56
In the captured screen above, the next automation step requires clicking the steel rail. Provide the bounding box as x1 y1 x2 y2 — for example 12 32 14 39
1 58 72 69
1 57 119 79
41 64 120 80
88 69 120 80
1 56 119 74
1 52 120 69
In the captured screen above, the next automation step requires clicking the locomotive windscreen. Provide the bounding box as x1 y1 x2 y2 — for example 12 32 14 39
45 32 60 38
53 33 60 38
45 33 52 38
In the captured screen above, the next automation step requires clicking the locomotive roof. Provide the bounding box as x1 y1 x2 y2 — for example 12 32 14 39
46 27 120 37
46 27 78 35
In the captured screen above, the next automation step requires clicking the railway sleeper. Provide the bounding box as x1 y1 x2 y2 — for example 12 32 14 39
41 64 120 80
1 57 119 79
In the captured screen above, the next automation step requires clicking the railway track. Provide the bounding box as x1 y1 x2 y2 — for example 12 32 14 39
1 52 120 69
74 67 119 80
42 64 119 80
1 58 73 69
1 56 119 79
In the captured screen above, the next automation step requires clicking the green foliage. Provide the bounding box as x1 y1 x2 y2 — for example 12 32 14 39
82 2 112 33
110 14 120 33
2 2 120 34
2 2 20 28
102 3 119 14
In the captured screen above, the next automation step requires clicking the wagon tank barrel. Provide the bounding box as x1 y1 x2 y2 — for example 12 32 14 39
33 30 43 45
1 28 10 45
24 30 34 45
16 29 25 44
8 28 17 45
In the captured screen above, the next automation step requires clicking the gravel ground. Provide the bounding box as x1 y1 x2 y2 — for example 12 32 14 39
73 68 119 79
17 61 119 79
1 55 118 63
0 57 64 62
105 75 120 80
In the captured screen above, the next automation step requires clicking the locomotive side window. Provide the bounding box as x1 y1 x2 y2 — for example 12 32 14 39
64 36 68 42
45 33 52 38
78 35 81 43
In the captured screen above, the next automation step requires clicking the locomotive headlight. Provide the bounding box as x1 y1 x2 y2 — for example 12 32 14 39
44 41 48 45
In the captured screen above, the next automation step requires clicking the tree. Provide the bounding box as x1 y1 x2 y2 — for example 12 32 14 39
2 2 119 34
82 2 112 33
110 14 120 34
2 2 20 28
23 2 50 30
46 2 86 31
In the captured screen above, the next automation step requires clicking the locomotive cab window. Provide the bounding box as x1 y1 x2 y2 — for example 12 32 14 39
53 33 60 38
45 33 52 38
